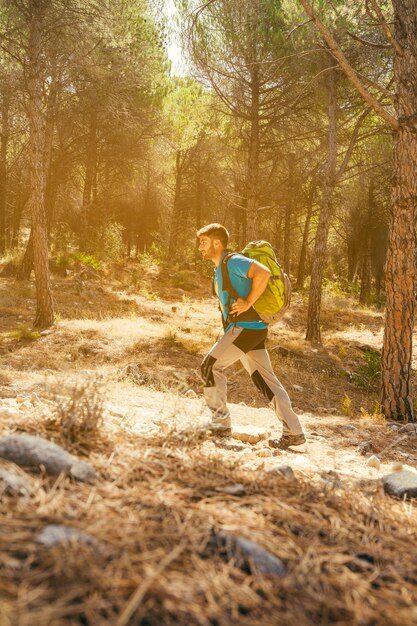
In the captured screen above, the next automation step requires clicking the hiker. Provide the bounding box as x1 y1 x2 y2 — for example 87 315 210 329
198 223 306 449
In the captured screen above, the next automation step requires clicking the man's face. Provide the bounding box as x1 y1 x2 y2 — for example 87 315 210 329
198 235 216 260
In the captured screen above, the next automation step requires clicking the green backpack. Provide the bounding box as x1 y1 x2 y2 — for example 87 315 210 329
221 241 291 325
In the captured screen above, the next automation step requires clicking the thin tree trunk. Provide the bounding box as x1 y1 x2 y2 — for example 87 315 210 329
246 61 260 241
168 150 185 258
82 108 98 228
296 184 316 289
306 58 338 342
359 177 374 304
27 0 54 327
0 90 10 254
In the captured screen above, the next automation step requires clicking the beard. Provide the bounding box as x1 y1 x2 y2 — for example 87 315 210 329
201 243 216 259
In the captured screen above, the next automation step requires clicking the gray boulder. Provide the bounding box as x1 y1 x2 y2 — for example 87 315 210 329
0 434 96 482
0 468 32 496
382 470 417 499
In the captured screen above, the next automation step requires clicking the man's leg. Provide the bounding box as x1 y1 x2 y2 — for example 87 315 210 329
242 344 304 438
201 327 265 430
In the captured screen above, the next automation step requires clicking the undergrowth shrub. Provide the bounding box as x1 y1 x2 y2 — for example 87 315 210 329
6 324 40 342
53 381 104 444
354 348 381 390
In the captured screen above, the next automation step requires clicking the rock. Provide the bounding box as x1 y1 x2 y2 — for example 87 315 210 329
0 468 32 496
358 440 373 455
321 470 343 489
0 407 20 419
256 448 273 458
366 455 381 470
171 306 177 312
215 484 246 496
232 426 270 444
40 329 53 336
37 525 99 548
266 465 295 481
184 389 198 399
70 460 96 482
382 470 417 499
216 533 286 576
219 441 247 452
0 435 96 482
0 387 17 398
398 423 417 434
343 425 357 431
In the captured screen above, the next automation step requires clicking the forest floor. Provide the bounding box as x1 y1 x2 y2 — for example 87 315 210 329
0 261 417 626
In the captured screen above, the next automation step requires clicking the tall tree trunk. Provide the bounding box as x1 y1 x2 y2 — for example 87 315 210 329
246 49 260 241
44 75 58 231
168 149 185 258
296 183 316 289
359 177 374 304
27 0 54 327
82 108 98 228
381 0 417 420
306 58 338 342
0 90 10 254
283 154 294 275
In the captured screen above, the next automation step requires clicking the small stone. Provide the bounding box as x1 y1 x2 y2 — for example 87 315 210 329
256 448 273 458
216 533 286 577
184 389 198 399
366 455 381 470
399 423 417 434
0 469 32 496
358 440 373 455
40 330 53 336
343 425 357 432
37 525 99 548
293 384 303 392
215 484 246 496
382 470 417 499
321 470 343 489
219 441 247 452
232 426 270 445
267 465 295 481
171 306 177 312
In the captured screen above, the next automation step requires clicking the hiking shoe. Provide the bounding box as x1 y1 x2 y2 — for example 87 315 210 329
269 433 306 450
208 427 232 438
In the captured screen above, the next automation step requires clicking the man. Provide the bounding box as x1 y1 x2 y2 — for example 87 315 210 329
198 223 306 450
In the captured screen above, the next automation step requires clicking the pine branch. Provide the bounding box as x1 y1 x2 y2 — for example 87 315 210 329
298 0 399 131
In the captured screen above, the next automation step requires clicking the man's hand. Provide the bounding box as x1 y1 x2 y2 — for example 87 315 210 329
230 297 252 316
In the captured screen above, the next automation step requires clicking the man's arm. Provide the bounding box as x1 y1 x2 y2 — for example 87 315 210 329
230 260 271 316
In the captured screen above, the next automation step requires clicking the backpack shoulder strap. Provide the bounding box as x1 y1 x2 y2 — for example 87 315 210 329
220 252 239 301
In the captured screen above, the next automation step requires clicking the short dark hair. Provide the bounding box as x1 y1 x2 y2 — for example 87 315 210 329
197 223 229 247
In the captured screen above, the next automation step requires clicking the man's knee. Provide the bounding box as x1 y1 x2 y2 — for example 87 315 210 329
251 370 274 401
201 354 217 387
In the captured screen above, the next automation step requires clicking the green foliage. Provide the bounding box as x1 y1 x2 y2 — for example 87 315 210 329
172 270 199 290
6 324 40 342
71 252 101 270
354 348 381 390
137 242 164 267
340 393 353 417
86 222 126 264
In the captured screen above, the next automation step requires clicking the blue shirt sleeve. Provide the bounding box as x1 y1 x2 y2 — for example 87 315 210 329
227 254 253 279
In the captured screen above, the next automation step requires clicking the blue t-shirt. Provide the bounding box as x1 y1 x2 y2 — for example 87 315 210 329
214 252 267 332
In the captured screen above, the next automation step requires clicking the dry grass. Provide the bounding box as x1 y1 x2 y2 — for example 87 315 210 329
0 410 417 626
